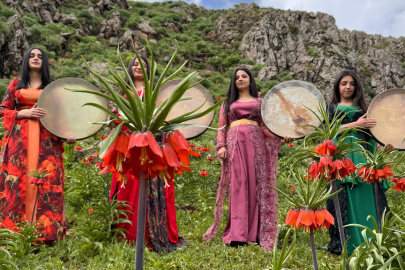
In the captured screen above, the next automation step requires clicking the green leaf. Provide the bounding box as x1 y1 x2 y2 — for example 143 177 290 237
99 123 123 157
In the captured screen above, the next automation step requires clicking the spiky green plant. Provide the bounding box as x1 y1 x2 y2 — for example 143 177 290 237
69 41 225 157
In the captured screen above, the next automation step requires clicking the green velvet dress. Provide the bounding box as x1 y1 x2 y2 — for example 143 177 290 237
333 105 389 254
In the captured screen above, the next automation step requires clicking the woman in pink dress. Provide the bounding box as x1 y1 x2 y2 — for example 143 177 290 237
203 68 292 250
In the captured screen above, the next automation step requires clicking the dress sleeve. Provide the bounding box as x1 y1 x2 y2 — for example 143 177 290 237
215 104 228 155
0 79 19 131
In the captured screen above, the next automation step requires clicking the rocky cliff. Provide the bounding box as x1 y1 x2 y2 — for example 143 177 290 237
209 3 405 100
0 1 404 101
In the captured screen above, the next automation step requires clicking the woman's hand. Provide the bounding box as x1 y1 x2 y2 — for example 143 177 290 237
283 136 294 144
384 143 395 152
66 137 76 144
216 146 227 161
355 113 377 129
17 103 46 119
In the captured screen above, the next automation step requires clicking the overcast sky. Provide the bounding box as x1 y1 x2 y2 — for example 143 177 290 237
175 0 405 38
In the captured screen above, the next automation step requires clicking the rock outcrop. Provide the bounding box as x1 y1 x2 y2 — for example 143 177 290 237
235 8 405 100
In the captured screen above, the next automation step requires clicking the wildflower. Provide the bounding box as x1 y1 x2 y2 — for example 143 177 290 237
342 158 357 174
88 156 94 162
188 143 195 148
260 91 264 94
288 143 294 148
62 69 66 72
314 207 334 231
314 140 337 156
166 130 201 166
29 178 48 188
99 135 106 140
60 60 64 63
125 131 164 179
88 209 94 214
199 171 208 177
285 208 300 229
308 161 321 180
90 46 95 50
121 57 125 60
196 146 202 151
296 209 317 232
96 162 105 170
117 63 121 66
357 166 376 184
215 96 221 100
207 157 214 162
85 161 90 166
216 81 219 84
291 186 295 190
80 159 85 162
92 151 99 157
201 147 211 152
100 131 134 181
319 156 335 179
392 177 405 192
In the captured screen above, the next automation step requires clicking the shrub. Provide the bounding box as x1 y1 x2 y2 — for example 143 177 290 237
0 3 15 18
305 46 319 57
222 54 242 68
288 24 299 35
22 14 38 26
0 79 11 99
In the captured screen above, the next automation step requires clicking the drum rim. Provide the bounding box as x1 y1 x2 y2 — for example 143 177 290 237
38 78 108 140
367 88 405 151
260 80 326 139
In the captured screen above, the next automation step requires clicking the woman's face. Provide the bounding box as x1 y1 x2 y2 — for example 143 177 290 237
28 49 42 71
132 58 147 81
339 75 356 100
235 70 250 91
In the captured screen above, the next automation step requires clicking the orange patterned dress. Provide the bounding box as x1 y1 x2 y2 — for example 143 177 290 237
0 78 65 241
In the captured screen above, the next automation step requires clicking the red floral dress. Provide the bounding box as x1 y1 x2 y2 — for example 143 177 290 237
0 78 65 241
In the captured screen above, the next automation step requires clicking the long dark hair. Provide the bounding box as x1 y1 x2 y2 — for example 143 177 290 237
329 70 368 112
17 48 51 90
224 67 258 113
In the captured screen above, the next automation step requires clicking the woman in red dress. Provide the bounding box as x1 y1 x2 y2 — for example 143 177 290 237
0 48 75 242
110 55 186 253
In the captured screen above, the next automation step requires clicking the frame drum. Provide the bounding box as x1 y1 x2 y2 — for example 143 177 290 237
155 79 215 140
261 80 325 139
38 78 108 140
368 88 405 150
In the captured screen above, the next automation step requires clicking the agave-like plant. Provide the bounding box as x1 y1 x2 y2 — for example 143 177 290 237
70 41 225 269
70 41 224 157
345 210 405 270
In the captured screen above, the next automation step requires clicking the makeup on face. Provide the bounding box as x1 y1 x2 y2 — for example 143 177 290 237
339 75 355 99
235 70 250 89
29 49 43 69
132 59 147 78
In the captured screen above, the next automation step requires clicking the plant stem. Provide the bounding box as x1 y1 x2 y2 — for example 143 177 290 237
331 181 350 270
374 181 381 232
106 173 110 206
309 227 319 270
135 171 147 270
31 187 39 224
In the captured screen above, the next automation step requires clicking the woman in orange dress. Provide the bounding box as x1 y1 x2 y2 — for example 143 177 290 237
0 48 75 242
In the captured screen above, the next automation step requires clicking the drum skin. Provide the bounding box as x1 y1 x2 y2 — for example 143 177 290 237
368 88 405 150
155 79 215 140
38 78 108 140
261 80 326 139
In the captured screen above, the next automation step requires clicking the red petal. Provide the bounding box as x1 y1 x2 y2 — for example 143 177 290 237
145 131 163 157
115 132 130 154
314 210 325 226
173 130 189 150
128 132 147 148
163 144 181 167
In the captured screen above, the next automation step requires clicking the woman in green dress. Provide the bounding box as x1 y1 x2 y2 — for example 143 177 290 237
326 70 393 255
